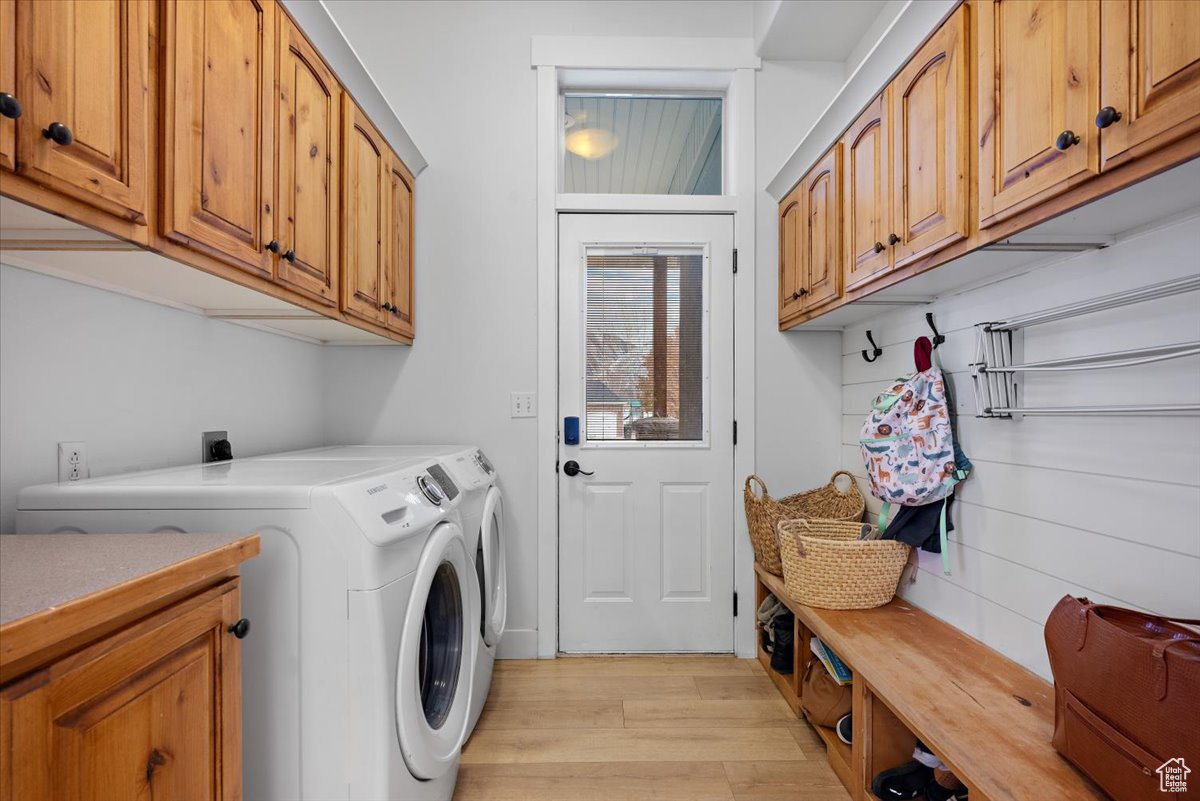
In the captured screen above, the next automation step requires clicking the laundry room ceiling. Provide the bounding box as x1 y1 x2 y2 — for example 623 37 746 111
562 95 722 195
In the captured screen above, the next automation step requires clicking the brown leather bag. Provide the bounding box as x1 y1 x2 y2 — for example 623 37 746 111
800 657 852 728
1044 596 1200 800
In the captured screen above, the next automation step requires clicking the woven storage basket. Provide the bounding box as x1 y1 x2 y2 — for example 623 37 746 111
776 518 910 610
744 473 865 575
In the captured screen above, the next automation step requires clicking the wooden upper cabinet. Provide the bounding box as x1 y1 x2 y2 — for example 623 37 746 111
1099 0 1200 170
0 0 15 172
891 4 969 264
842 92 891 292
15 0 151 227
1 582 243 801
977 0 1099 227
275 14 339 306
778 187 804 323
385 154 415 338
341 96 388 327
162 0 276 279
801 145 842 312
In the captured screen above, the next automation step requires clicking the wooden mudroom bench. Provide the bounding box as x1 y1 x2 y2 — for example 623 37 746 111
754 564 1105 801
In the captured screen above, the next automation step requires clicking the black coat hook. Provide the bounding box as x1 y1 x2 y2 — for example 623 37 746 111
925 313 945 348
861 330 883 362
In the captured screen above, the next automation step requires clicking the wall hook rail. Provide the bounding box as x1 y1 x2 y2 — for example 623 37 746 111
925 313 945 348
862 330 883 362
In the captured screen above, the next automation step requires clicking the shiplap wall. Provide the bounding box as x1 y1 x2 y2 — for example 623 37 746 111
839 212 1200 679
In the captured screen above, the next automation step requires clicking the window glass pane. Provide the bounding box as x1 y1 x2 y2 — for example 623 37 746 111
585 250 704 442
563 95 722 195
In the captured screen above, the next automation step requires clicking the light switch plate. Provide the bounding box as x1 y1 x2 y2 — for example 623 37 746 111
510 392 536 418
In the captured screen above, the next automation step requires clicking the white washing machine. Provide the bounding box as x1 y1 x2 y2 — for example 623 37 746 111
253 445 506 737
16 456 475 801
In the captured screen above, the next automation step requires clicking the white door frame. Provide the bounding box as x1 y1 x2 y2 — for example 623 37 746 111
533 38 760 659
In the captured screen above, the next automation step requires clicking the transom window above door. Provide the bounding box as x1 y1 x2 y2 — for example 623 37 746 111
562 95 722 194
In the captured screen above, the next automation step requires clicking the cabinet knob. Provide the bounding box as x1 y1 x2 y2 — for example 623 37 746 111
42 122 73 146
887 233 901 246
282 249 296 263
228 618 251 639
873 241 885 254
1055 130 1080 151
1094 106 1122 129
0 93 21 120
266 240 281 254
790 289 808 300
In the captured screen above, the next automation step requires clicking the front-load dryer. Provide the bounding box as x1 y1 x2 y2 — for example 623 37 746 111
17 456 474 801
252 445 506 737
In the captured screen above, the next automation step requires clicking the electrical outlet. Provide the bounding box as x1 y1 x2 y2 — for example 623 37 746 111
58 441 88 482
510 392 536 418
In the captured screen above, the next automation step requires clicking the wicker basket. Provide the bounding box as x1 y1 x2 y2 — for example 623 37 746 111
744 473 866 575
776 518 910 610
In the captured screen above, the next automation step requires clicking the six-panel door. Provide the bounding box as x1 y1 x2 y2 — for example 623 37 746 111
16 0 151 227
0 582 243 801
385 154 415 338
275 13 340 306
842 92 891 292
801 145 842 312
1099 0 1200 170
778 186 805 322
891 4 970 263
162 0 276 278
976 0 1100 228
0 0 17 173
341 96 388 326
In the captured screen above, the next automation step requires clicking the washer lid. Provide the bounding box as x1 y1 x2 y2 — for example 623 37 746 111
480 487 507 646
395 522 475 780
16 458 404 510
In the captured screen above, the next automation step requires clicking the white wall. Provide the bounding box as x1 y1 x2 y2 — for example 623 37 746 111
0 264 326 533
319 0 756 657
755 60 846 494
837 214 1200 679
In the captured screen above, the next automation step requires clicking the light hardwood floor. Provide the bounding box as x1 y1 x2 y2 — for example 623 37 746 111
455 656 851 801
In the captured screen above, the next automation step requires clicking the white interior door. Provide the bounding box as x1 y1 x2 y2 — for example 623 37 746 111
558 213 734 653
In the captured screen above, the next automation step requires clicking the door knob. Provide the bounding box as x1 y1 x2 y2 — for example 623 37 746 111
42 122 73 146
0 93 21 119
887 233 901 246
562 460 593 477
873 241 885 253
1094 106 1122 129
1055 130 1080 151
228 618 251 639
266 240 281 254
282 249 296 263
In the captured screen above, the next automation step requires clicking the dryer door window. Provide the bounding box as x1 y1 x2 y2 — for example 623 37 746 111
419 562 463 729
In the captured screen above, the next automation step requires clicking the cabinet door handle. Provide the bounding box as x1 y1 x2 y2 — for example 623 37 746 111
0 93 21 119
282 249 296 263
266 240 281 254
228 618 251 639
873 241 885 254
1094 107 1122 129
1055 130 1080 151
790 289 808 301
887 233 901 246
42 122 73 146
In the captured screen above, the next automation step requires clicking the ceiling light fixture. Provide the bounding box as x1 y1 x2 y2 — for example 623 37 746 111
565 128 618 160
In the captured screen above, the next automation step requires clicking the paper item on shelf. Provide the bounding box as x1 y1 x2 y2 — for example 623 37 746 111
811 636 852 685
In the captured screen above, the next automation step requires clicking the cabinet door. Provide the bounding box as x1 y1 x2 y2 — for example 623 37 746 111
341 97 387 326
843 92 891 291
892 4 970 262
0 582 243 801
778 187 804 322
275 14 339 306
162 0 275 278
384 154 415 338
16 0 150 224
801 146 841 312
0 0 15 172
1099 0 1200 170
976 0 1099 227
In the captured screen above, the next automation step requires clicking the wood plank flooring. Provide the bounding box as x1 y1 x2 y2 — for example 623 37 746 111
455 655 851 801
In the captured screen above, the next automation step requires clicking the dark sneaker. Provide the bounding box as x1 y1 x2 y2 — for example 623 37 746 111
871 761 934 800
770 618 794 674
925 781 968 801
836 713 852 745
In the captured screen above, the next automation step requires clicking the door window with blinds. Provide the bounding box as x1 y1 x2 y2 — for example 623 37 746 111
583 247 708 445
